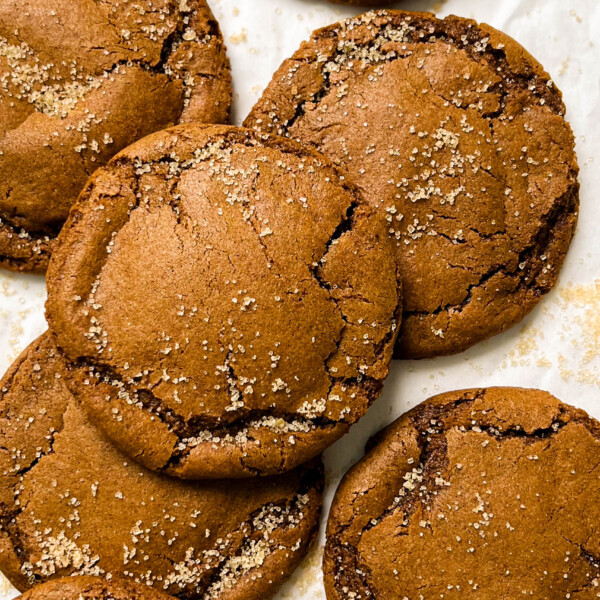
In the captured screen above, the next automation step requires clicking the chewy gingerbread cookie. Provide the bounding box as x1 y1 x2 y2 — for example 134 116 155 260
324 387 600 599
0 334 323 599
15 577 174 600
245 10 579 358
45 124 401 478
0 0 231 272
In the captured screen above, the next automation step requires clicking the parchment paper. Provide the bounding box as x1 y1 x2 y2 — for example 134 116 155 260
1 0 599 597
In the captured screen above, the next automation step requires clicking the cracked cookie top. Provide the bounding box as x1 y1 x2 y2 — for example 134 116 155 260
0 334 323 599
324 387 600 600
45 124 401 478
244 9 579 358
0 0 231 273
16 576 174 600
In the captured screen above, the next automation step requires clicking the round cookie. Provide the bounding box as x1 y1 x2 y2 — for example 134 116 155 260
324 387 600 600
45 124 401 478
0 333 323 599
245 10 579 359
0 0 231 273
16 577 174 600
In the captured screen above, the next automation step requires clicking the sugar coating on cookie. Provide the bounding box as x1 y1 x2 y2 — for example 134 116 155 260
324 387 600 599
16 576 174 600
0 0 231 272
45 124 401 478
245 10 579 358
0 334 323 599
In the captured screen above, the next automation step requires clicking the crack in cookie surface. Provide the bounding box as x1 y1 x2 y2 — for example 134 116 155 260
46 124 401 478
0 334 323 599
244 10 579 358
324 387 600 600
0 0 231 272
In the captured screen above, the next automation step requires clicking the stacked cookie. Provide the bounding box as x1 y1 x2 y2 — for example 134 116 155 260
43 124 401 478
1 2 329 599
1 3 596 600
245 10 579 358
0 0 230 272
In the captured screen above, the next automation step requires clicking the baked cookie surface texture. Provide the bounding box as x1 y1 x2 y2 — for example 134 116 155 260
324 387 600 600
0 0 231 272
46 124 401 478
0 334 323 599
245 10 579 358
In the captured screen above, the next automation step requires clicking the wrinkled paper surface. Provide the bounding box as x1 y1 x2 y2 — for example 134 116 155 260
1 0 599 597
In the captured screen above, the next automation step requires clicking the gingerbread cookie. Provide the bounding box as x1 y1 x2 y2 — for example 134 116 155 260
0 0 231 272
0 334 323 599
245 10 579 358
45 124 401 478
15 577 174 600
324 387 600 599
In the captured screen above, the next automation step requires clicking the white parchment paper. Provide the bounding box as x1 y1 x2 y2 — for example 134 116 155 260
1 0 599 597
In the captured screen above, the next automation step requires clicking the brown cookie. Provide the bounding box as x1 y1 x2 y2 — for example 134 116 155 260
324 387 600 599
45 124 401 478
0 0 231 273
16 576 174 600
0 333 323 599
245 10 579 359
